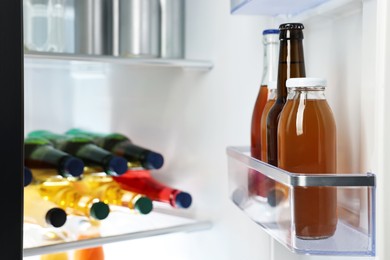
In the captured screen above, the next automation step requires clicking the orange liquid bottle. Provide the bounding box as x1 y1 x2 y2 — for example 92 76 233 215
260 81 277 162
278 78 337 239
249 29 279 198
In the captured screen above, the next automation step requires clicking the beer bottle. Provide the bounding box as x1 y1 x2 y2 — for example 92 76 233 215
28 130 128 176
66 128 164 170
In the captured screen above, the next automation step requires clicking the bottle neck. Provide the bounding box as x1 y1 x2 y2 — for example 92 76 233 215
276 38 306 102
261 35 279 86
287 87 326 100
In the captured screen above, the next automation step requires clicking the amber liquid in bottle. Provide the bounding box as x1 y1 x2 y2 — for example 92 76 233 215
278 96 337 239
249 29 279 198
260 87 276 162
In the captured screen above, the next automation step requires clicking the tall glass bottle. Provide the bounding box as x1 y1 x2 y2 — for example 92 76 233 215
249 29 279 198
266 23 306 167
260 81 277 162
77 173 153 215
66 128 164 170
113 170 192 209
25 137 84 177
38 176 110 220
28 130 128 176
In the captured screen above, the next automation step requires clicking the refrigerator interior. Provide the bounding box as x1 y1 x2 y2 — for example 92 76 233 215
24 0 387 259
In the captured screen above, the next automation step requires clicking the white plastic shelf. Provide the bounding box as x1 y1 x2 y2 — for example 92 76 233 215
227 146 375 256
23 205 212 257
24 51 213 71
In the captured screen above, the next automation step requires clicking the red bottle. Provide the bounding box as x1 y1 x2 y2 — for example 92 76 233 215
113 170 192 209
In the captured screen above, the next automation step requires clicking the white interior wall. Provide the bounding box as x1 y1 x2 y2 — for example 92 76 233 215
24 0 377 259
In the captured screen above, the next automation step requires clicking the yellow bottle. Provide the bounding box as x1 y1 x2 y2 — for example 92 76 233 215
39 176 110 220
79 174 153 215
24 186 67 228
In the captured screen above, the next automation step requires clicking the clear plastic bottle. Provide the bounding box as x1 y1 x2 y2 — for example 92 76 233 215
278 77 337 239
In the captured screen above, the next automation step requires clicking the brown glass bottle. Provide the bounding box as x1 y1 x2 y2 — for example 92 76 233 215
266 23 306 167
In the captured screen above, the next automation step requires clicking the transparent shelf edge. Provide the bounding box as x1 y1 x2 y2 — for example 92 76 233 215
23 220 212 257
227 146 375 187
230 0 360 19
227 145 376 256
24 51 214 71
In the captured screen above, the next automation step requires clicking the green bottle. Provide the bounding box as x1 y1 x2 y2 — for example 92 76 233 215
28 130 128 176
25 137 84 177
66 129 164 170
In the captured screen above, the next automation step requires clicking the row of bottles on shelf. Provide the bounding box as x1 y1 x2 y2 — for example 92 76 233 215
249 23 337 240
23 0 184 58
24 129 192 230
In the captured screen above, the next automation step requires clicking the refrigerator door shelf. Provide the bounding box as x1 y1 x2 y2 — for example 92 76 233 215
24 51 214 71
23 205 212 257
227 146 375 256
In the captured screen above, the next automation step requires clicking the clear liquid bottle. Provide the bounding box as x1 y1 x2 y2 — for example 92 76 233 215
28 130 128 176
77 173 153 215
113 170 192 209
38 176 110 220
278 78 337 239
66 128 164 170
249 29 279 199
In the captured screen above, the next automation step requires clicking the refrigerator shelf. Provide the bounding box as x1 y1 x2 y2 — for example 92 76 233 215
230 0 360 18
23 205 212 257
24 51 214 71
227 146 376 256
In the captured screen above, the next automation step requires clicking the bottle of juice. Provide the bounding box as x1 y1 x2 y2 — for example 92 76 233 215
260 81 277 162
77 173 153 215
113 170 192 209
249 29 279 199
24 185 67 228
38 176 110 220
278 77 337 239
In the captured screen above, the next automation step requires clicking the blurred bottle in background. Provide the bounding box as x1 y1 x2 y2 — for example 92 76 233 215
24 186 67 228
47 0 67 52
113 170 192 209
24 0 50 51
28 130 128 176
78 173 153 215
25 137 84 178
66 128 164 170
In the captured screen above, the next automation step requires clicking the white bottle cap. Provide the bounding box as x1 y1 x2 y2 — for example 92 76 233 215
268 81 277 90
286 77 327 88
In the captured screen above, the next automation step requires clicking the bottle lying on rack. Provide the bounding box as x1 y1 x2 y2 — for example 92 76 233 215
24 186 67 228
77 173 153 215
24 167 33 187
24 137 84 177
113 170 192 209
66 128 164 170
28 130 128 176
38 176 110 220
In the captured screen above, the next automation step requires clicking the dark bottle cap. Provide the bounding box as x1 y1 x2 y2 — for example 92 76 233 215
46 208 67 228
61 157 84 177
90 201 110 220
279 23 304 40
144 152 164 170
267 188 286 207
134 197 153 215
107 156 128 175
24 167 33 187
263 29 279 35
175 192 192 209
